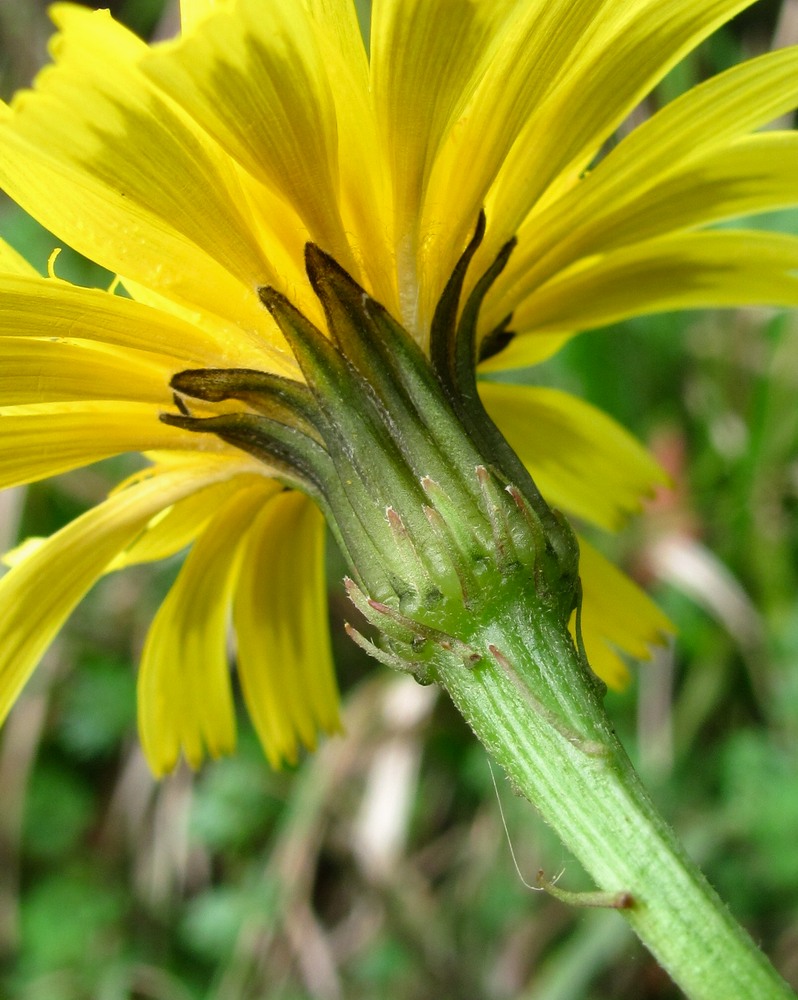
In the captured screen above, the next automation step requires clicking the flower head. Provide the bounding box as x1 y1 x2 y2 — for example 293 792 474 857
0 0 796 773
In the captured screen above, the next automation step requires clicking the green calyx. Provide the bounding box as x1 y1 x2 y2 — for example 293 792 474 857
162 215 580 677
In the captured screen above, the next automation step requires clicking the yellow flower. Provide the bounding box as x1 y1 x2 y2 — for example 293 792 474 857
0 0 796 774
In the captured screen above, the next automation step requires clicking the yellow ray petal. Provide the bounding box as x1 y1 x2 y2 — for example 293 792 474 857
0 5 279 343
0 401 218 489
512 231 798 335
180 0 223 32
137 481 274 775
0 274 270 368
0 337 175 406
484 0 757 253
234 490 340 769
1 537 46 569
111 471 275 570
490 45 798 315
144 0 351 266
499 135 798 319
419 0 612 321
303 0 366 69
0 237 40 277
370 0 515 328
479 382 667 531
0 454 256 728
542 133 798 267
477 332 571 373
299 0 395 310
573 536 674 689
583 41 798 193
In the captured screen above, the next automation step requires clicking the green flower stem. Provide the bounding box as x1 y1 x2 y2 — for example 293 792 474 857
432 594 794 1000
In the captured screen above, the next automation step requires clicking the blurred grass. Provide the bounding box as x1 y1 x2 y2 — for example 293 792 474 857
0 1 797 998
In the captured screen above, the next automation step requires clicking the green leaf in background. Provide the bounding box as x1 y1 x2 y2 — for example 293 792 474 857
22 764 95 863
57 657 136 761
18 869 126 973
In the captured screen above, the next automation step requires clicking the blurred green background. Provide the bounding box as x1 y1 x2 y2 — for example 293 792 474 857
1 1 797 998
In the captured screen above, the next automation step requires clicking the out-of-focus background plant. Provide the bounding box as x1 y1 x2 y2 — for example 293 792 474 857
1 1 797 997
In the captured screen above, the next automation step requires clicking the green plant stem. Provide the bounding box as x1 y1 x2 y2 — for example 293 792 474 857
433 596 795 1000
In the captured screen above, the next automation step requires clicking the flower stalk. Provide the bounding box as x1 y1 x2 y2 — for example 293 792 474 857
435 597 794 1000
165 223 794 999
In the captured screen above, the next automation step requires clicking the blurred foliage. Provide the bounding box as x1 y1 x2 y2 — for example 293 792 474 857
1 1 797 998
